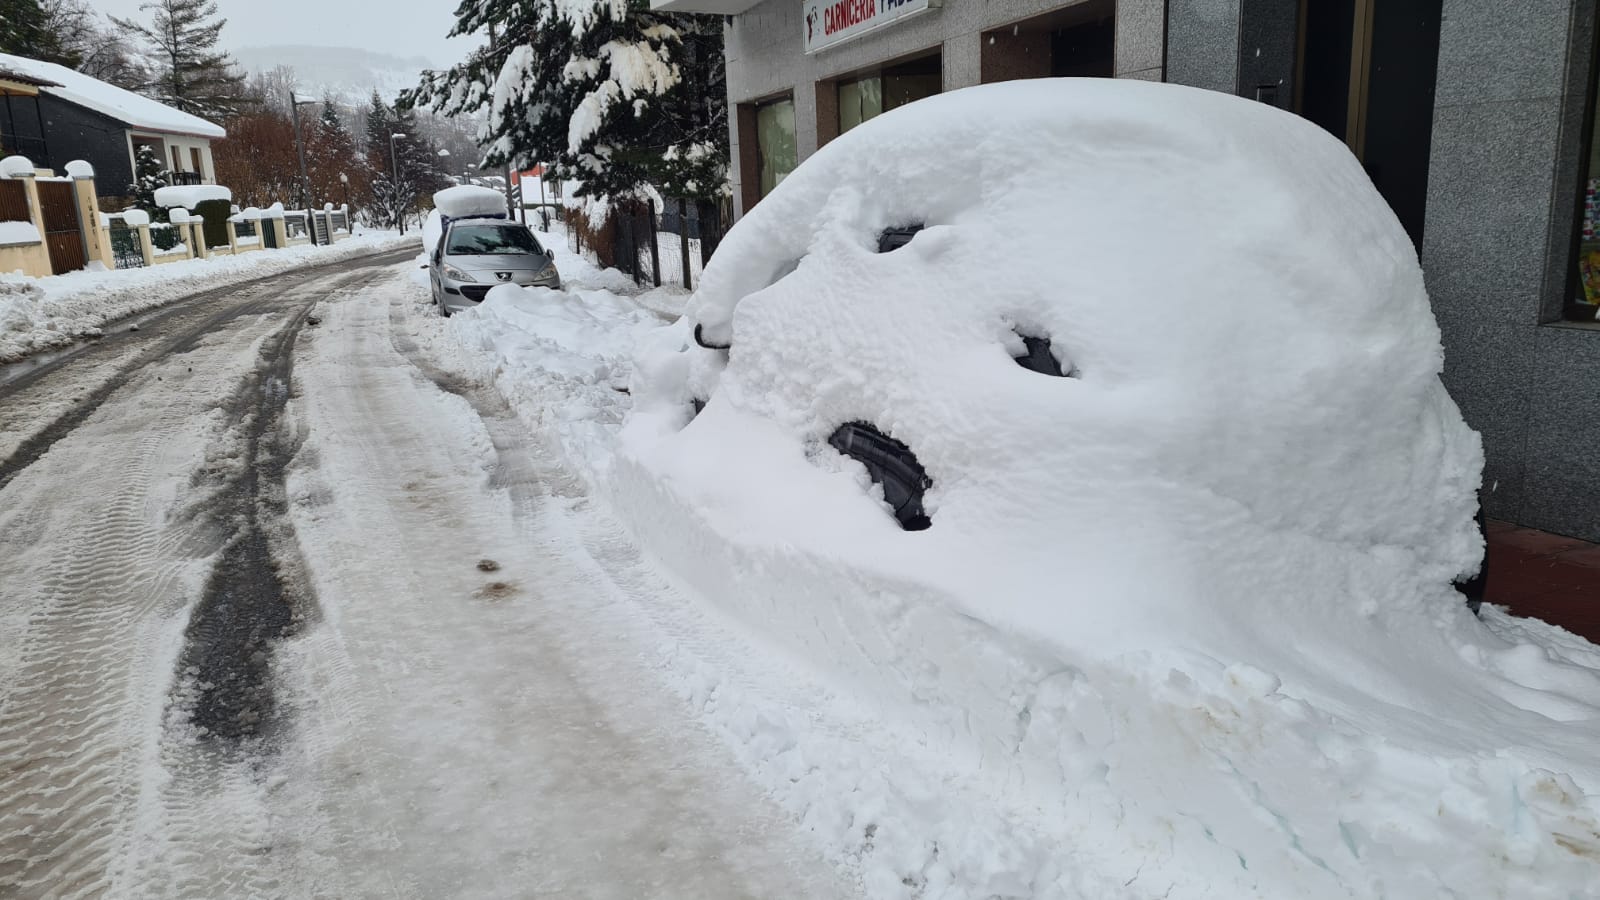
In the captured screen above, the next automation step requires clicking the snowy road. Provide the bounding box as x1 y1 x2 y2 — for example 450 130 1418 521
0 255 857 899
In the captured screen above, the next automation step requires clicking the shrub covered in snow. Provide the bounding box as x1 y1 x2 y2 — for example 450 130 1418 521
154 184 232 209
617 79 1600 897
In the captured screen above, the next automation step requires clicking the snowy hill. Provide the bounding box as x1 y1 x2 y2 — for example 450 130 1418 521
233 45 430 104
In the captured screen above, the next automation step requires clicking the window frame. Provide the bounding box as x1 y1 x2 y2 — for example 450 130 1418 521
1562 8 1600 323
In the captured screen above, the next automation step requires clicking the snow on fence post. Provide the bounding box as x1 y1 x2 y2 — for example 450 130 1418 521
0 155 51 277
269 214 287 249
120 208 155 266
66 161 113 270
171 209 205 260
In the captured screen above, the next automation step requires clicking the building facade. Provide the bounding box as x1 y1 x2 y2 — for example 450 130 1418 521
653 0 1600 542
0 53 223 202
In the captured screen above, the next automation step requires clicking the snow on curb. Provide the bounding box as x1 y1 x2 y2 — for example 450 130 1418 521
0 233 415 364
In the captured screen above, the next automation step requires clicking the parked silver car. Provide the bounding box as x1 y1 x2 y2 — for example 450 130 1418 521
428 218 561 316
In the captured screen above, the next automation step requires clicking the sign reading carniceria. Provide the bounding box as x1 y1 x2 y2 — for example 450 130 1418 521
802 0 943 54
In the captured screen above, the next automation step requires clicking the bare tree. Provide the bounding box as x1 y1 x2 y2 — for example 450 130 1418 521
39 0 147 89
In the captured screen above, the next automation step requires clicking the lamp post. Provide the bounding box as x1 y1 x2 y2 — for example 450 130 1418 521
389 132 407 234
288 90 319 211
339 171 349 212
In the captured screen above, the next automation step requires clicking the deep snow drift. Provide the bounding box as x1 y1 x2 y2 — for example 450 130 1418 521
403 82 1600 898
605 80 1600 897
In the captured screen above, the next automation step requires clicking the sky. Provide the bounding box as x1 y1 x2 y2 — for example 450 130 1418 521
94 0 477 68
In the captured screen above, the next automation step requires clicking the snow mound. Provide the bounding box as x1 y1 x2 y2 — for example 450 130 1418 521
0 155 35 178
154 184 232 209
422 209 443 253
433 185 507 220
64 160 94 179
0 221 41 246
617 79 1600 897
119 209 150 227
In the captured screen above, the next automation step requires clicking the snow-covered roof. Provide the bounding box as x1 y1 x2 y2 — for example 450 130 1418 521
0 53 225 139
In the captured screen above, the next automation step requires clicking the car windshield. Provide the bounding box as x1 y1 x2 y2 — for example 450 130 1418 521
446 223 542 256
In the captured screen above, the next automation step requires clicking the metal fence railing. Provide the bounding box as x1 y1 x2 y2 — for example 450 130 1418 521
108 219 144 269
571 197 727 291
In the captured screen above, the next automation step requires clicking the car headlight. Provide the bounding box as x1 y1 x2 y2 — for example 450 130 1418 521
442 263 475 282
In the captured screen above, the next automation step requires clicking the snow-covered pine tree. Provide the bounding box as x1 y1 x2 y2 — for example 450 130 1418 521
364 91 452 227
308 97 360 206
126 143 183 249
127 143 168 218
405 0 728 203
112 0 247 118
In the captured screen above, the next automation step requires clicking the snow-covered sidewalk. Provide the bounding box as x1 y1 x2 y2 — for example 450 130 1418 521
260 270 857 898
0 231 414 364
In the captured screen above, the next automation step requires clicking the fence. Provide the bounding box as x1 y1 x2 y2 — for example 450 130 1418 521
0 180 29 223
108 219 144 269
572 197 728 291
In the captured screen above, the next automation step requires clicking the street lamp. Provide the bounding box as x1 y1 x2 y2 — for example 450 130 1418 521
389 132 407 234
288 90 319 212
339 171 350 211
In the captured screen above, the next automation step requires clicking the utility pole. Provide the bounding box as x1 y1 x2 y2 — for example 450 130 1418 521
390 133 407 234
289 91 319 242
289 91 312 207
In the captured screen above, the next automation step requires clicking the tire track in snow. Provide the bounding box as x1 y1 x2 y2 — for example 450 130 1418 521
0 249 416 489
248 284 860 898
0 257 411 900
0 324 281 899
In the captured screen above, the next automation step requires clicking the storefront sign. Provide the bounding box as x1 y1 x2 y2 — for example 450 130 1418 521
803 0 941 54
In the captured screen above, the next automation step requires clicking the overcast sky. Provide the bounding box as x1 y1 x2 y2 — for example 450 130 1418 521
94 0 476 68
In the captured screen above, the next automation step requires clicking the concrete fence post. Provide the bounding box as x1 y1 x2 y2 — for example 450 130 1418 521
136 224 155 265
226 220 238 254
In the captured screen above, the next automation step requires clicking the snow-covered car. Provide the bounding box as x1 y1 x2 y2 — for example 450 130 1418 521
428 218 561 316
424 185 561 316
609 80 1600 897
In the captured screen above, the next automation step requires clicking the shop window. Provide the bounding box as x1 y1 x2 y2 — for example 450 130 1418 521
1050 15 1115 77
837 54 940 137
756 98 796 198
1571 41 1600 321
1294 0 1441 249
981 0 1113 84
